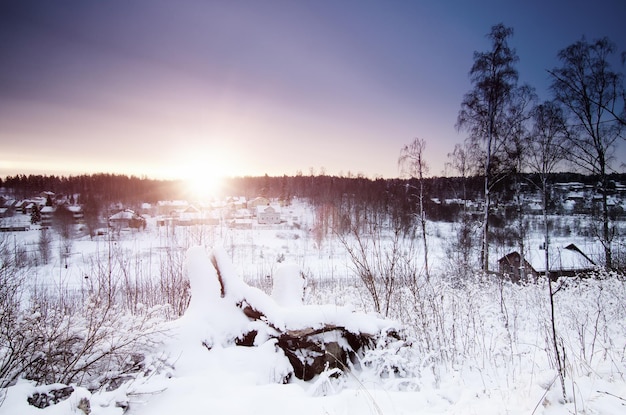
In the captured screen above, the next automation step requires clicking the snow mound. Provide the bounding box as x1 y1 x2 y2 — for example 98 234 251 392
167 245 399 383
271 262 306 307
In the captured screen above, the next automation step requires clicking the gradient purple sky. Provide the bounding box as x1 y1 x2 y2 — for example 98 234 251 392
1 0 625 180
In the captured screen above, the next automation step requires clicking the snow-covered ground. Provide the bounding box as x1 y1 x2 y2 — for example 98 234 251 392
1 201 625 414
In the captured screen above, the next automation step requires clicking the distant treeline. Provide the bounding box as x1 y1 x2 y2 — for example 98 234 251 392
2 171 625 215
0 173 183 203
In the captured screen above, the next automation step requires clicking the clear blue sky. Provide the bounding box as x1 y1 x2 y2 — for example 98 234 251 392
1 0 624 180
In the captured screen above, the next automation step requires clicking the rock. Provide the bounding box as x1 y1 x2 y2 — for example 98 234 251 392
78 397 91 414
27 385 75 408
276 326 373 381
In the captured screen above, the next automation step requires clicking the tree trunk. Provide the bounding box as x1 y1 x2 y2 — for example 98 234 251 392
482 132 493 273
601 167 612 270
419 171 430 281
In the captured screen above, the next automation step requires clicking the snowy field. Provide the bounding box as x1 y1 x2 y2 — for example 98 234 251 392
1 200 625 414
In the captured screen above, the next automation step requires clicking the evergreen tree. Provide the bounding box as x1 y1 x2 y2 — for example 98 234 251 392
30 204 41 224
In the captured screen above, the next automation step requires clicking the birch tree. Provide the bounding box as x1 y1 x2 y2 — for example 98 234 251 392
528 100 569 400
399 138 430 280
456 23 522 272
549 37 624 270
528 101 568 276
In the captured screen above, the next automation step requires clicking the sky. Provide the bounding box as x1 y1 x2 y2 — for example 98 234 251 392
1 0 625 182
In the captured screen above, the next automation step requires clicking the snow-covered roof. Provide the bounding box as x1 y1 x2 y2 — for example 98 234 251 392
109 209 142 220
157 200 189 207
256 205 280 214
523 244 595 273
183 205 201 213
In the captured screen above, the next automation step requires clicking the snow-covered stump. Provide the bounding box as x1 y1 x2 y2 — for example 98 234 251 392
181 246 399 382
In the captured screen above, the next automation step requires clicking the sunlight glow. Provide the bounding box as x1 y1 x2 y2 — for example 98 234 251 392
173 142 239 200
182 162 225 201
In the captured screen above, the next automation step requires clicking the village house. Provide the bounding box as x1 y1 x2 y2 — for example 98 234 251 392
108 209 146 230
247 197 270 209
174 204 219 226
256 205 281 225
498 243 596 282
226 196 246 210
156 200 189 216
177 204 201 225
40 205 55 227
67 205 84 222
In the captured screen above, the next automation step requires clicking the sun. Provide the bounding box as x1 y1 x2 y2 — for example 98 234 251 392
181 161 226 201
170 142 241 201
185 174 222 201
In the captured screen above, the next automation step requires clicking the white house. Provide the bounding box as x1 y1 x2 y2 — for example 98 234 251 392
257 205 281 225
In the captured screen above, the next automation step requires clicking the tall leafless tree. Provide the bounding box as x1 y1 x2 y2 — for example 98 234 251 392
456 23 525 272
549 37 624 270
527 102 569 276
528 100 569 400
399 138 430 280
445 142 479 279
504 85 537 279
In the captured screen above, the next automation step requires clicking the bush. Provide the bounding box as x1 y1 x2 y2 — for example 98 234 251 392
1 293 167 390
0 233 168 391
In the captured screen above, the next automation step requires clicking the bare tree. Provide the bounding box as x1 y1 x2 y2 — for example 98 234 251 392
38 228 53 265
53 205 74 267
82 193 101 239
506 85 537 279
446 142 477 204
528 100 569 400
456 23 524 272
549 37 624 270
337 216 412 317
528 102 569 274
399 137 430 280
0 245 29 390
445 142 480 279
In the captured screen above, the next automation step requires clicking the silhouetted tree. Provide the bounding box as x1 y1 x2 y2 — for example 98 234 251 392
528 101 569 271
82 193 101 238
53 205 74 266
30 204 41 224
549 37 624 270
53 206 74 240
527 100 569 399
506 85 536 276
456 23 527 272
